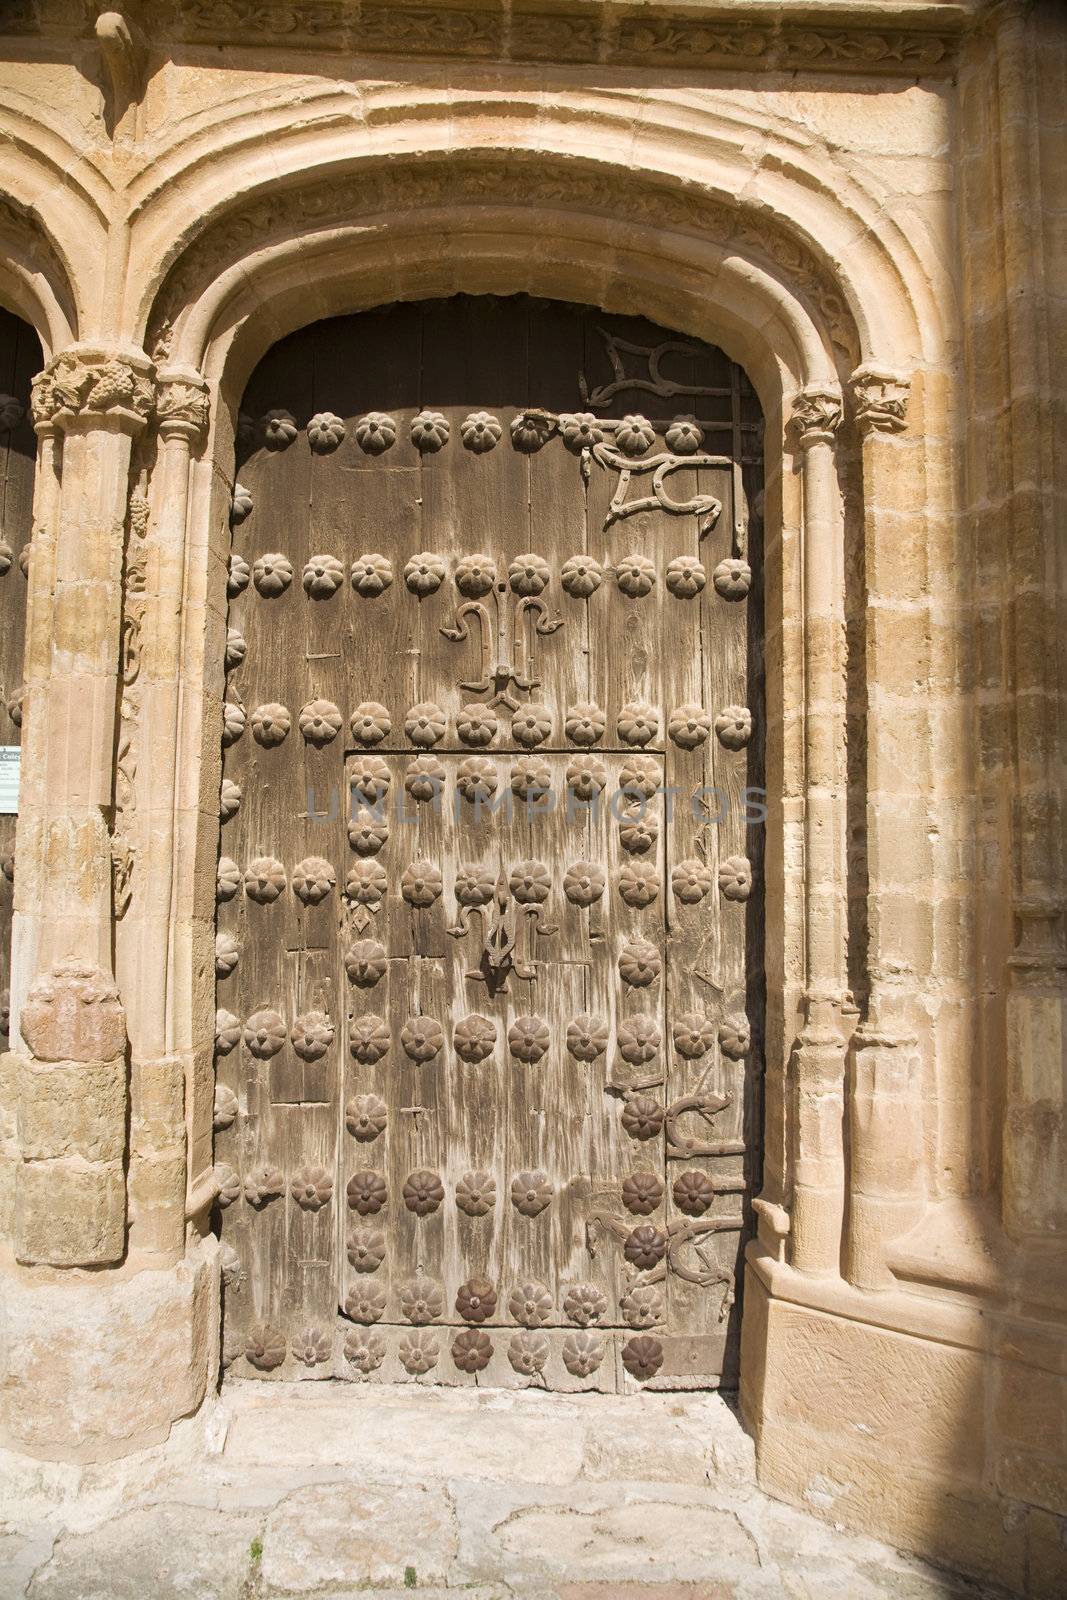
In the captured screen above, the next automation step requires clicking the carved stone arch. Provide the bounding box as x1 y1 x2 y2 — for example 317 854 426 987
0 193 78 359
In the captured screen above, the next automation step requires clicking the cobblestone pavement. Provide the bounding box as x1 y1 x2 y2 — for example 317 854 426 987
0 1384 1016 1599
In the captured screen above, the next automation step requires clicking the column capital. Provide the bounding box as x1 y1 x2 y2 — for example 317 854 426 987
788 384 843 449
849 363 911 436
31 344 154 436
155 365 210 447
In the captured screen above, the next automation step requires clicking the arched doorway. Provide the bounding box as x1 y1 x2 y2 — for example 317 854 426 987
0 306 41 1051
213 295 764 1389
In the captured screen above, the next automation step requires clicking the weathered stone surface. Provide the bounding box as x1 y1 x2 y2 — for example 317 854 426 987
20 961 126 1064
13 1156 125 1266
259 1482 458 1593
17 1056 126 1161
27 1505 262 1600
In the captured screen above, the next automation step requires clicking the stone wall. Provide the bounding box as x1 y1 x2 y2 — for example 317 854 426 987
0 0 1062 1593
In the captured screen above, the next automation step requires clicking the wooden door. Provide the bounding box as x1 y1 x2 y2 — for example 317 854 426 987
0 308 41 1052
215 297 763 1390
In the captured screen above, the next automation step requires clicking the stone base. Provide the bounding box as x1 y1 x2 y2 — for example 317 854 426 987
0 1238 219 1462
740 1262 1067 1599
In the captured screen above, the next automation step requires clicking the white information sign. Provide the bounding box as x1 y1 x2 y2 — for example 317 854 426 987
0 746 20 815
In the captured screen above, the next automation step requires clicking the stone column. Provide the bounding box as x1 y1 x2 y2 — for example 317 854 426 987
788 386 850 1276
11 345 153 1267
845 367 926 1290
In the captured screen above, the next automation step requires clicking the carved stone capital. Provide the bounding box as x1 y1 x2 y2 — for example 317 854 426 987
850 363 910 436
155 367 210 445
789 384 843 448
31 345 154 434
20 958 128 1064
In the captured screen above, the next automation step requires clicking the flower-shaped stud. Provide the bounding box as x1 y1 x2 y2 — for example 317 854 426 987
351 553 393 596
291 1165 333 1211
455 552 496 597
560 554 603 597
511 1170 553 1216
405 754 447 802
253 553 293 597
511 702 551 748
246 1326 287 1370
563 1282 607 1326
508 553 550 596
222 702 246 747
344 1284 387 1324
559 412 604 452
617 1015 661 1065
509 1332 549 1376
346 1330 386 1374
399 1330 440 1374
718 855 753 901
227 553 250 597
401 1278 444 1324
622 1335 664 1381
616 414 655 456
510 413 553 453
244 857 286 904
244 1009 287 1058
508 1015 550 1063
619 939 662 987
622 1171 664 1216
665 555 707 598
354 412 397 454
620 1284 664 1329
509 860 551 904
345 1093 388 1142
401 860 443 907
508 1281 553 1327
405 701 447 747
566 1014 608 1062
618 703 659 747
262 408 297 450
669 704 712 749
348 814 389 856
665 415 704 453
718 1013 751 1060
404 550 446 596
217 857 242 901
401 1015 444 1062
411 410 450 452
457 703 497 748
455 862 495 906
456 1277 497 1323
215 932 239 979
299 699 343 746
212 1004 239 1056
403 1169 445 1216
344 939 387 987
243 1164 285 1207
213 1083 239 1130
616 554 656 597
351 755 391 800
302 554 345 599
511 757 552 801
566 754 607 801
349 1012 390 1065
563 861 605 906
230 483 253 525
619 755 660 799
621 1094 665 1141
715 705 752 749
213 1163 241 1207
618 862 659 908
224 630 246 672
618 806 658 855
452 1328 492 1372
673 1012 716 1059
346 1169 387 1215
293 856 336 905
671 858 714 904
673 1169 715 1216
345 860 388 905
563 1331 604 1378
291 1011 335 1062
251 702 290 747
565 702 606 747
456 1170 496 1217
624 1223 668 1271
460 410 501 453
454 1014 497 1063
713 558 752 601
307 412 345 452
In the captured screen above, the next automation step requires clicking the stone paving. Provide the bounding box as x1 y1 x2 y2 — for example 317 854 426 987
0 1384 1014 1599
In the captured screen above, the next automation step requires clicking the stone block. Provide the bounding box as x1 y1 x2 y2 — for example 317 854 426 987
260 1483 458 1593
13 1156 125 1265
27 1502 262 1600
130 1054 184 1152
20 958 126 1063
17 1054 126 1161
